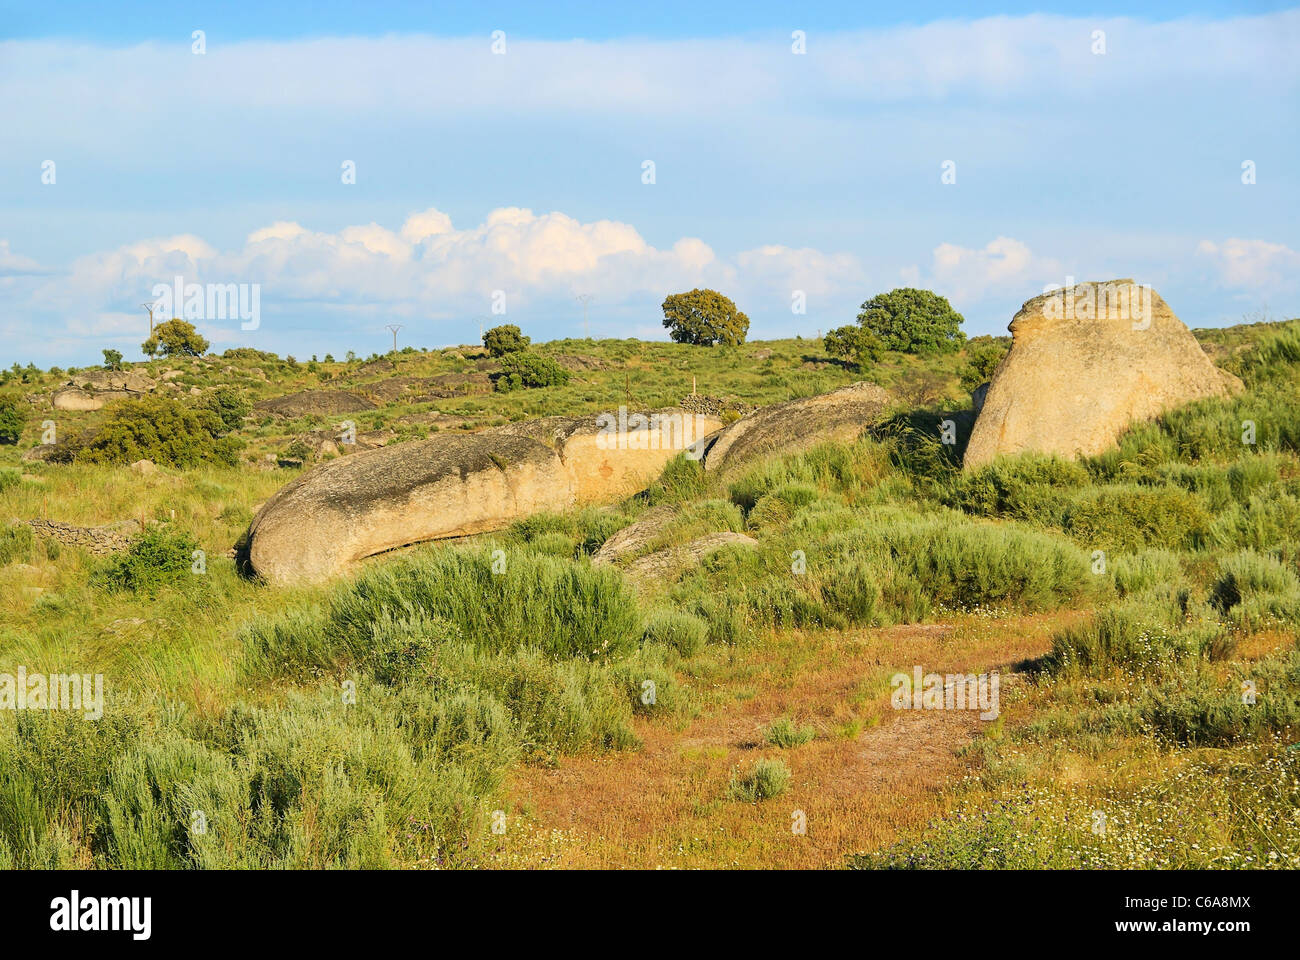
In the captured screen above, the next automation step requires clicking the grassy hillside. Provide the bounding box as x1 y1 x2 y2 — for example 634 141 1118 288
0 320 1297 868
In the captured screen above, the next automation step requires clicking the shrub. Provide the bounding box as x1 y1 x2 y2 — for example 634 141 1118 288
944 455 1089 519
53 395 243 467
641 608 708 657
855 288 966 354
840 514 1094 615
661 288 750 346
643 453 708 506
199 386 251 433
1208 491 1300 553
823 325 882 369
259 549 644 667
1111 549 1187 600
766 717 816 748
0 395 22 445
482 324 530 357
94 529 199 594
727 758 791 801
1136 658 1300 746
1058 484 1212 551
958 336 1009 392
728 440 888 511
1210 550 1300 630
0 523 35 566
495 353 571 391
1045 602 1225 676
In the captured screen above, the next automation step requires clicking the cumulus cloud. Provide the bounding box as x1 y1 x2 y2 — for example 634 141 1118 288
0 240 42 277
916 237 1064 306
7 207 864 351
1197 238 1300 291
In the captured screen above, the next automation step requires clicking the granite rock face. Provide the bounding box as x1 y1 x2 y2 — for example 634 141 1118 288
700 382 890 476
247 408 723 584
964 281 1243 469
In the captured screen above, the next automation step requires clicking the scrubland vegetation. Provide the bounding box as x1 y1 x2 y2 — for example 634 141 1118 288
0 318 1296 868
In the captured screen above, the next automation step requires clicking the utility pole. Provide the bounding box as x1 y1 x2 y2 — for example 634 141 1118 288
575 293 593 341
385 324 403 355
141 301 157 336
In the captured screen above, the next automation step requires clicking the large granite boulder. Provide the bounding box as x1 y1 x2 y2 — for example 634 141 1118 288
247 407 724 584
700 382 890 475
492 408 723 504
52 388 105 411
964 281 1243 469
247 433 570 584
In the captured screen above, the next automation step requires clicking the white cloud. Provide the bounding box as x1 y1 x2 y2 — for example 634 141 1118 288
1197 238 1300 290
919 236 1063 305
0 240 44 277
1 12 1295 160
9 207 864 348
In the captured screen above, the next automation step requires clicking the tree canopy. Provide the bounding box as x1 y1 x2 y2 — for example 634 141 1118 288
855 288 966 354
661 289 750 346
144 319 209 358
483 324 530 357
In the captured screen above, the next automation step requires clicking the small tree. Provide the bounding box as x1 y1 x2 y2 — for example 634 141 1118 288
141 338 159 358
495 353 571 391
958 336 1010 393
856 288 966 354
102 349 124 371
483 324 530 357
146 319 209 358
823 325 882 370
662 289 750 346
0 396 23 445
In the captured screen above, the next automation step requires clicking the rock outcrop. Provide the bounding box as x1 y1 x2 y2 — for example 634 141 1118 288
247 407 723 584
624 532 759 585
68 370 156 394
248 433 569 584
52 369 157 411
964 281 1243 469
700 382 890 475
591 506 680 565
254 390 377 418
52 388 106 411
21 444 57 463
492 409 723 504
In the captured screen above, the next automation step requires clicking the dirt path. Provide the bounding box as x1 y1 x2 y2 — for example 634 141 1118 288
490 609 1087 868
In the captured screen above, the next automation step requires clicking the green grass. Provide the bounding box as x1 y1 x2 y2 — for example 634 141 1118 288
765 717 816 748
1 318 1298 869
727 758 791 802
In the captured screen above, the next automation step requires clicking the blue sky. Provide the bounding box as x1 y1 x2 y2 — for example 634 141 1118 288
1 1 1297 365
